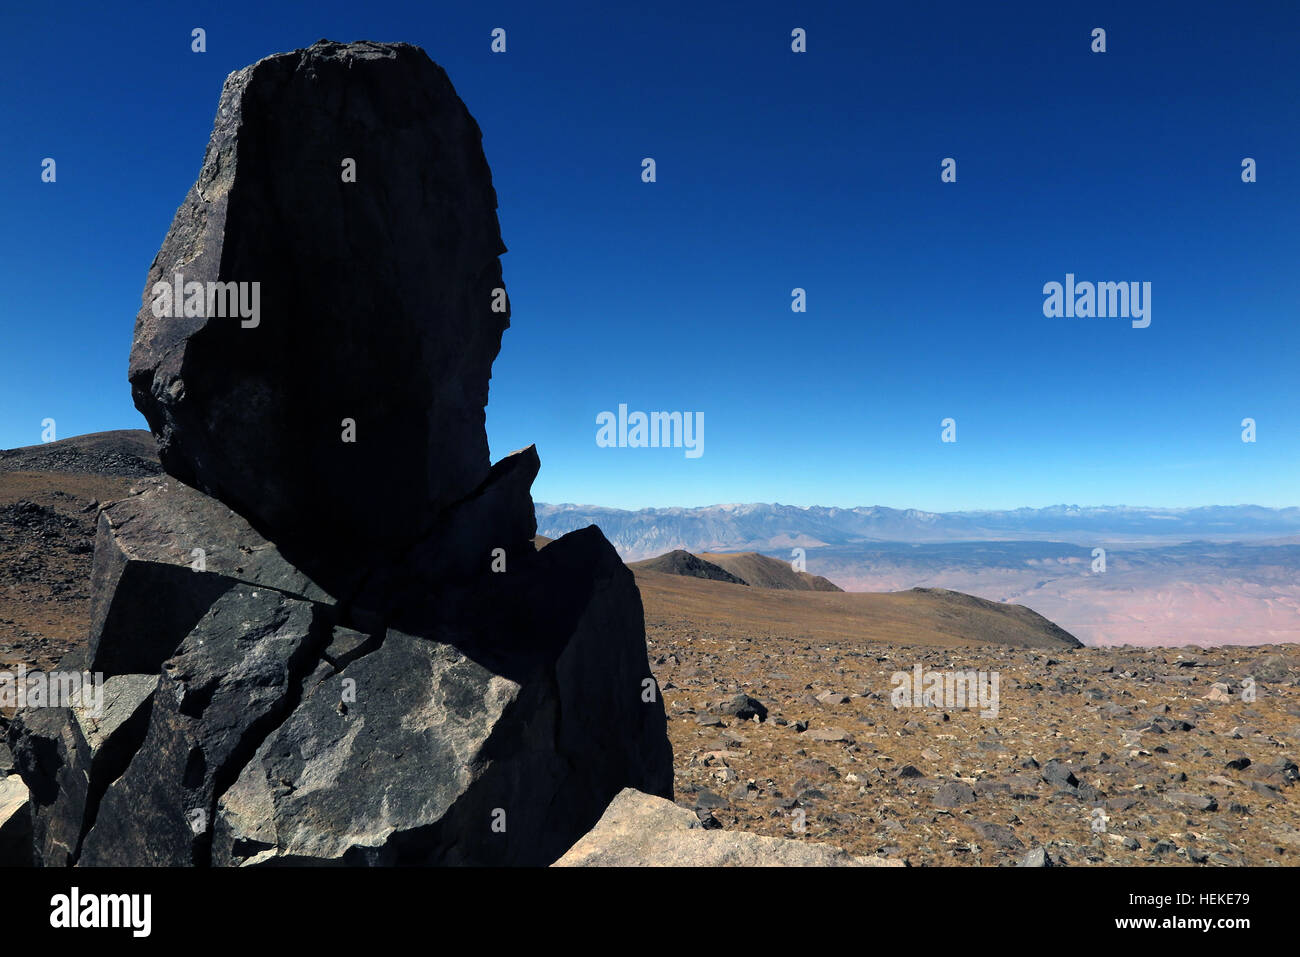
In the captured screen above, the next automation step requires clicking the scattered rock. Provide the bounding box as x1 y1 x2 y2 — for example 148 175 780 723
933 782 977 807
969 819 1024 851
1041 759 1079 790
807 728 853 744
717 694 768 721
1164 792 1219 812
1019 847 1053 867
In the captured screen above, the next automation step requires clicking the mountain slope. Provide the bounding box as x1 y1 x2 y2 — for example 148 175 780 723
0 429 160 477
629 549 746 584
698 551 842 591
633 568 1082 650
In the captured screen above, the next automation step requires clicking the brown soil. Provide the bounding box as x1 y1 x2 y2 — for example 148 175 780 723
640 569 1300 866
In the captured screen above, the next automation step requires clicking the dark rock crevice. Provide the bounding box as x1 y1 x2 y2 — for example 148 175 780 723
70 678 158 862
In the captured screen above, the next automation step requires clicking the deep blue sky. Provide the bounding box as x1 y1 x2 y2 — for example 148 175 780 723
2 1 1296 510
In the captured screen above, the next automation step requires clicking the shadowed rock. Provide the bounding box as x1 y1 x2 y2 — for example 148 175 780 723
85 479 331 676
6 709 90 867
348 445 540 627
128 39 512 576
214 527 671 866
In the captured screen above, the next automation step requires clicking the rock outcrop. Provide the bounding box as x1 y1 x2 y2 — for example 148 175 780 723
127 39 512 578
7 39 671 868
554 788 905 867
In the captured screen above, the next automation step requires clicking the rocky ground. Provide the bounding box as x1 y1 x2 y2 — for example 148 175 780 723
648 625 1300 866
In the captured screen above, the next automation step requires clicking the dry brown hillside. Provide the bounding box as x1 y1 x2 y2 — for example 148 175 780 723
634 568 1081 650
699 551 843 591
629 549 747 584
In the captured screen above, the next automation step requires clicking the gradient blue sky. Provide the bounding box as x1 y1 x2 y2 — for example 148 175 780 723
2 1 1296 510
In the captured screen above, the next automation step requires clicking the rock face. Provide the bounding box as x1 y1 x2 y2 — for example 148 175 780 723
7 676 157 866
7 39 672 868
82 478 329 676
127 39 511 575
554 789 904 867
214 539 666 866
7 708 91 866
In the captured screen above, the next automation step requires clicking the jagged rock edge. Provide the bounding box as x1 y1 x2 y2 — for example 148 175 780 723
67 596 389 867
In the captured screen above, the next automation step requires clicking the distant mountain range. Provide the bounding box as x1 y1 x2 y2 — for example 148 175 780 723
535 502 1300 561
537 502 1300 646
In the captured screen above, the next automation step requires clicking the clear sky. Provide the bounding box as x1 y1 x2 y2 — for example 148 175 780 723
2 1 1296 510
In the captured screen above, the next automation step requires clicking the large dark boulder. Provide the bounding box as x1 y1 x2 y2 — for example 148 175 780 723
10 39 672 870
128 39 511 577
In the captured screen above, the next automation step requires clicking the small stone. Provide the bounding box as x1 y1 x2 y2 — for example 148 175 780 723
969 820 1023 851
693 789 728 810
815 691 850 706
1041 759 1079 790
807 728 853 743
933 782 977 807
1018 847 1053 867
717 694 768 722
1164 792 1218 812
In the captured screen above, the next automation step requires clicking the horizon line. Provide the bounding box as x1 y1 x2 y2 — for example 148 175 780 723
535 501 1300 514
